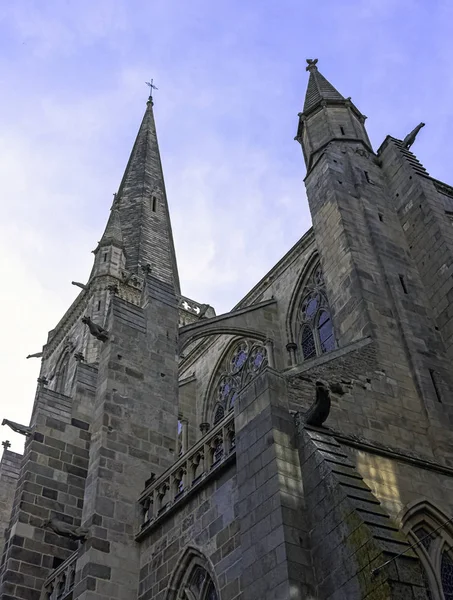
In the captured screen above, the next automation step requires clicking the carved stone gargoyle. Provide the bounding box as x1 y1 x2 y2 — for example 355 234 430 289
2 419 32 437
402 122 425 150
81 316 109 342
26 352 43 359
42 517 89 542
304 380 331 427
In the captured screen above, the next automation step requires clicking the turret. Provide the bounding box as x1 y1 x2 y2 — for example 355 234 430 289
295 58 372 172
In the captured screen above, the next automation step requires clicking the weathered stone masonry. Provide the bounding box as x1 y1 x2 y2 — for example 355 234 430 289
1 62 453 600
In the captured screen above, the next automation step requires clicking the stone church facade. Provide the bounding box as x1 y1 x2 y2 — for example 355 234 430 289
1 59 453 600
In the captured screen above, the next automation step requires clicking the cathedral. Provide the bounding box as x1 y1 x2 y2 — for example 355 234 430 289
1 59 453 600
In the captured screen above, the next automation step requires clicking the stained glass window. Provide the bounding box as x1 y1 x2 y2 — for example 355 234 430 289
296 265 335 362
318 311 335 353
211 340 267 425
186 566 219 600
441 552 453 600
213 405 225 425
415 526 434 552
407 516 453 600
301 325 316 360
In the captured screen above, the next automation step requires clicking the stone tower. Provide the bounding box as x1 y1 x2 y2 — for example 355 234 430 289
2 62 453 600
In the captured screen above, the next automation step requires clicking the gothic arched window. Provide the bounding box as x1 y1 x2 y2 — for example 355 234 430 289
297 266 335 361
210 339 267 426
403 502 453 600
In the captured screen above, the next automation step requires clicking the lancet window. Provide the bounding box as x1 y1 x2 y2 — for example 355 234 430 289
403 502 453 600
296 266 335 361
211 339 267 425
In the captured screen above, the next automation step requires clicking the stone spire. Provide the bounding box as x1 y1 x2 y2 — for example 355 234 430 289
296 59 372 170
115 97 181 293
303 58 345 113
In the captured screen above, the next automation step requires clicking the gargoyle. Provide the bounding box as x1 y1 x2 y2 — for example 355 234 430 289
72 281 87 290
81 316 109 342
402 122 425 150
2 419 32 437
42 518 88 542
304 380 331 427
26 352 43 359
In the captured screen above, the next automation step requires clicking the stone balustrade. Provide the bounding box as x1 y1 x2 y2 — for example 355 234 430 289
138 412 235 533
41 549 78 599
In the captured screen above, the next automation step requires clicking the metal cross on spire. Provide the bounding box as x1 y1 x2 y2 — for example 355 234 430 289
145 79 158 101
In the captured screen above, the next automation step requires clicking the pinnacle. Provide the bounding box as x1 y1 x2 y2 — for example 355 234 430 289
303 58 345 113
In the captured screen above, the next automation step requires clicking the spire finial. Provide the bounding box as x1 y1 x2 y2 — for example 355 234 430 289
145 79 158 103
306 58 319 72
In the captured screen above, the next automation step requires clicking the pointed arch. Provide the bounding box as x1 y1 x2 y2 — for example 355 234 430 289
286 252 336 364
285 249 320 343
201 335 267 424
400 499 453 600
166 547 219 600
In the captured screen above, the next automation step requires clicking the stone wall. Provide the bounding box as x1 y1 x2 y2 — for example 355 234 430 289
297 424 429 600
348 445 453 524
0 386 90 600
0 449 21 566
286 338 444 460
138 462 239 600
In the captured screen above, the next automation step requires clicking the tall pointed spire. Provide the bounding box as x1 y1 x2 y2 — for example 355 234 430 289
296 59 372 170
114 95 180 294
303 58 345 113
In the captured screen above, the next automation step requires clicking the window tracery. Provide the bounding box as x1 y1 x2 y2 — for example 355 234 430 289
403 503 453 600
211 339 267 425
296 266 335 361
181 565 219 600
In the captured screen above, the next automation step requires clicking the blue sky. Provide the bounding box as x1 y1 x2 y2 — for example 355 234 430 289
1 0 452 451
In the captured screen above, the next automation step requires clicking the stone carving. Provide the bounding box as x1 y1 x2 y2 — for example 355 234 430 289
26 352 43 359
107 283 119 294
198 304 210 319
141 263 152 275
2 440 11 450
42 518 89 541
122 270 141 287
82 316 109 342
402 122 425 150
64 338 76 351
304 380 331 427
74 352 85 362
71 281 87 290
2 419 32 437
37 376 49 386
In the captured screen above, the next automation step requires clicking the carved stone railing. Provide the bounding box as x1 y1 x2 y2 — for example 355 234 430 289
137 412 235 538
41 549 78 600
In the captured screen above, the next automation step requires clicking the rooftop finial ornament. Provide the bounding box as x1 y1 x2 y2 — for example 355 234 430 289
145 79 158 102
306 58 319 72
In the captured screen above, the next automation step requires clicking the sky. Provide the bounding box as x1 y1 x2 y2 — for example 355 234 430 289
1 0 452 452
